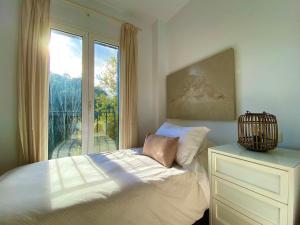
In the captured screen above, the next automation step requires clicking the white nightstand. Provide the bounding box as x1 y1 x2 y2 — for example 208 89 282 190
208 144 300 225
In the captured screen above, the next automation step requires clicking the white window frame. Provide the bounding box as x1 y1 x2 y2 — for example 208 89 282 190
88 33 120 151
49 22 120 157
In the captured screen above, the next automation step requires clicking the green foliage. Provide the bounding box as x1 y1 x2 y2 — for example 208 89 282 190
49 73 82 112
48 55 119 157
48 73 84 156
96 56 117 97
94 56 118 143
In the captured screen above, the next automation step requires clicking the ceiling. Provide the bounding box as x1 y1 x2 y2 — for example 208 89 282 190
93 0 191 25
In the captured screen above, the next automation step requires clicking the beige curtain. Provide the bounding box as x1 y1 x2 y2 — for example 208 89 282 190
18 0 50 164
119 23 139 149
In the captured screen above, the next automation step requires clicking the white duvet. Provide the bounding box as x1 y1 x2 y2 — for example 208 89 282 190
0 149 209 225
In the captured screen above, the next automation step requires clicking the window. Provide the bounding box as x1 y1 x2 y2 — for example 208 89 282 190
93 42 119 153
48 27 119 159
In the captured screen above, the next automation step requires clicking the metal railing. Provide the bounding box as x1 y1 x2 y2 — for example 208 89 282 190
48 109 118 158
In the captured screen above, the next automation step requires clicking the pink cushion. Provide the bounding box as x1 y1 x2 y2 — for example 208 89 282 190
143 134 179 168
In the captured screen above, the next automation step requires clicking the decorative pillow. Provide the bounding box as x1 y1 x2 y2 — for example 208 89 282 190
155 122 210 167
143 134 179 168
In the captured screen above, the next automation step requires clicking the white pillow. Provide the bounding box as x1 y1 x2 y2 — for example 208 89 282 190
155 122 210 167
185 139 216 172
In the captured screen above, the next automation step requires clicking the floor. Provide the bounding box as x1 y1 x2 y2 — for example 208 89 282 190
50 134 117 159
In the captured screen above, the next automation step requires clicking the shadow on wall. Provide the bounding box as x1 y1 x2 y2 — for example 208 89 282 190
167 119 237 146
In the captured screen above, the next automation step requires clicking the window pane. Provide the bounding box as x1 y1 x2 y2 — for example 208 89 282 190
93 42 119 153
48 29 83 159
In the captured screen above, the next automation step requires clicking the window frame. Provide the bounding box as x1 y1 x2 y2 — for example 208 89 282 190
49 22 120 158
88 34 120 151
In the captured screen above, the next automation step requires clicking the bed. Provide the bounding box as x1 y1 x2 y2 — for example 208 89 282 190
0 147 210 225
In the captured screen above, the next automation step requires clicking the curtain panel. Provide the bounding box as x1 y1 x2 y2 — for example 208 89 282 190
18 0 50 164
119 23 139 149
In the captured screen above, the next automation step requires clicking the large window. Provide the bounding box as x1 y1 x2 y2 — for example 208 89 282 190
48 27 119 159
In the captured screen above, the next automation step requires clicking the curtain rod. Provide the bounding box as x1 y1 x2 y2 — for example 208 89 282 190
63 0 142 31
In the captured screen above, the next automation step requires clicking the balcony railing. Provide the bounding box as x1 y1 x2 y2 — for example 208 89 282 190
48 109 118 159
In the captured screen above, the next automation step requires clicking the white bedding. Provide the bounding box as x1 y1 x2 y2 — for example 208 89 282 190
0 148 210 225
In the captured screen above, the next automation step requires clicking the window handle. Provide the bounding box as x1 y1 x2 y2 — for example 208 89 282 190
88 101 92 112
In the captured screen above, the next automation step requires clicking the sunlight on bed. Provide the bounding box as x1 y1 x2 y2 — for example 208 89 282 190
48 155 119 208
48 149 186 209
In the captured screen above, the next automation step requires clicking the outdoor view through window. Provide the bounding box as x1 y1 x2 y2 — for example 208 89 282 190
93 42 119 154
49 29 119 159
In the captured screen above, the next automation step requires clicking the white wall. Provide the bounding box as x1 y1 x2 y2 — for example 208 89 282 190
152 21 168 129
157 0 300 148
0 0 20 174
51 0 121 43
137 27 155 144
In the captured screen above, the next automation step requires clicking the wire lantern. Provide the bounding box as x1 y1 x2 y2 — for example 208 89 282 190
238 111 278 152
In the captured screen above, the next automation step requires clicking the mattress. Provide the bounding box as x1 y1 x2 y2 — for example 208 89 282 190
0 148 210 225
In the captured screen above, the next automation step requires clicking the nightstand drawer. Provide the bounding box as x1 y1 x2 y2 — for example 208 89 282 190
212 199 261 225
212 176 287 225
211 152 289 203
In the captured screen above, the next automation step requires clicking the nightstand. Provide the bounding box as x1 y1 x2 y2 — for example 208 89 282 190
208 144 300 225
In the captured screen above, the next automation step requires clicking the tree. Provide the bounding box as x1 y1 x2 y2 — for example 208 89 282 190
48 55 119 155
48 73 83 155
96 56 117 97
94 56 119 142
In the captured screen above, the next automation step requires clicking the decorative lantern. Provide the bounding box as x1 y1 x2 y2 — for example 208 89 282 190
238 111 278 152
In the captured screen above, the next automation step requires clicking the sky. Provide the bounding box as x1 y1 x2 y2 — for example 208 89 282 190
94 42 118 86
49 29 118 85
